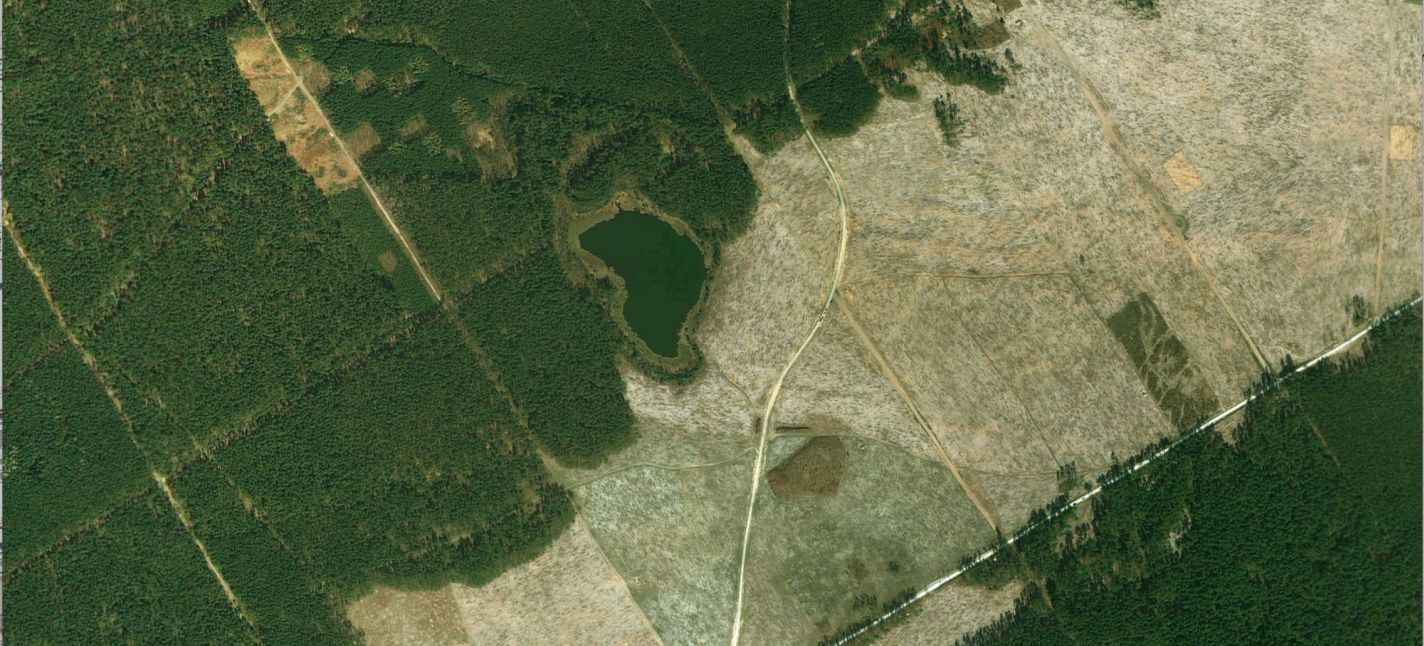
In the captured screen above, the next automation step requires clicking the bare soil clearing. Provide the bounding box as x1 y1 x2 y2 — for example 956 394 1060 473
776 309 942 461
1031 0 1412 358
877 580 1024 646
347 520 659 645
233 36 360 195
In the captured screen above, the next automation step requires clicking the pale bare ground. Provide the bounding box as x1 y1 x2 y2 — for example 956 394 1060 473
843 273 1167 528
696 136 840 403
776 309 942 461
574 452 755 646
1030 0 1415 359
1381 1 1423 309
347 520 659 646
232 35 360 194
1162 151 1203 195
814 33 1254 527
548 364 756 486
830 40 1260 410
346 587 468 646
876 580 1024 646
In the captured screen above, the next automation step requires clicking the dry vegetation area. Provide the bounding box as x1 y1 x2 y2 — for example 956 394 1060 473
209 0 1416 642
233 34 359 194
347 521 658 645
1029 0 1410 360
741 437 995 645
565 0 1419 641
766 436 849 500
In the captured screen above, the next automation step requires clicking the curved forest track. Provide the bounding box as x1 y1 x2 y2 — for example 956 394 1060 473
727 75 852 645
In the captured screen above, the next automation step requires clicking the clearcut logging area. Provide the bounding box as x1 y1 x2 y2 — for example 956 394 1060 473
3 0 1418 643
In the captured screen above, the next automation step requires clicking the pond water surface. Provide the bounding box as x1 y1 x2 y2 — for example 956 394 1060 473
579 211 706 357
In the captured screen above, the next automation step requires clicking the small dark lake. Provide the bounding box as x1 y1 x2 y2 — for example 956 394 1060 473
579 211 706 357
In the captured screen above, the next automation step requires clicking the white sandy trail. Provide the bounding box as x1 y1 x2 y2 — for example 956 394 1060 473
827 297 1423 646
728 88 852 646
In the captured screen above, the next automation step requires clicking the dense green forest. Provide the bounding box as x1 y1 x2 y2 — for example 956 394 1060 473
6 490 260 644
647 0 788 107
173 459 361 644
955 305 1422 645
798 59 884 137
4 1 265 328
211 317 573 596
4 0 568 640
86 117 413 462
4 346 149 565
2 243 63 377
458 255 637 467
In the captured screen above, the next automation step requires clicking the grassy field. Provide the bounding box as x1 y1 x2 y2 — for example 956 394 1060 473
741 436 995 644
574 452 753 645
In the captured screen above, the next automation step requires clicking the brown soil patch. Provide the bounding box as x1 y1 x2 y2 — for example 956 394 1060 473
464 121 517 180
401 115 431 141
354 68 378 94
293 58 332 95
347 587 468 646
1388 124 1418 160
345 123 382 160
767 436 848 501
378 250 398 273
1162 150 1203 195
232 35 359 194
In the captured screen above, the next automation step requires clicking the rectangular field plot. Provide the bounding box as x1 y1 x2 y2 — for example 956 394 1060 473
4 490 258 644
741 436 997 644
5 346 148 564
210 317 572 598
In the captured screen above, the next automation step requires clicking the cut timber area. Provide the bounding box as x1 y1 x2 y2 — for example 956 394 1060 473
233 7 443 303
